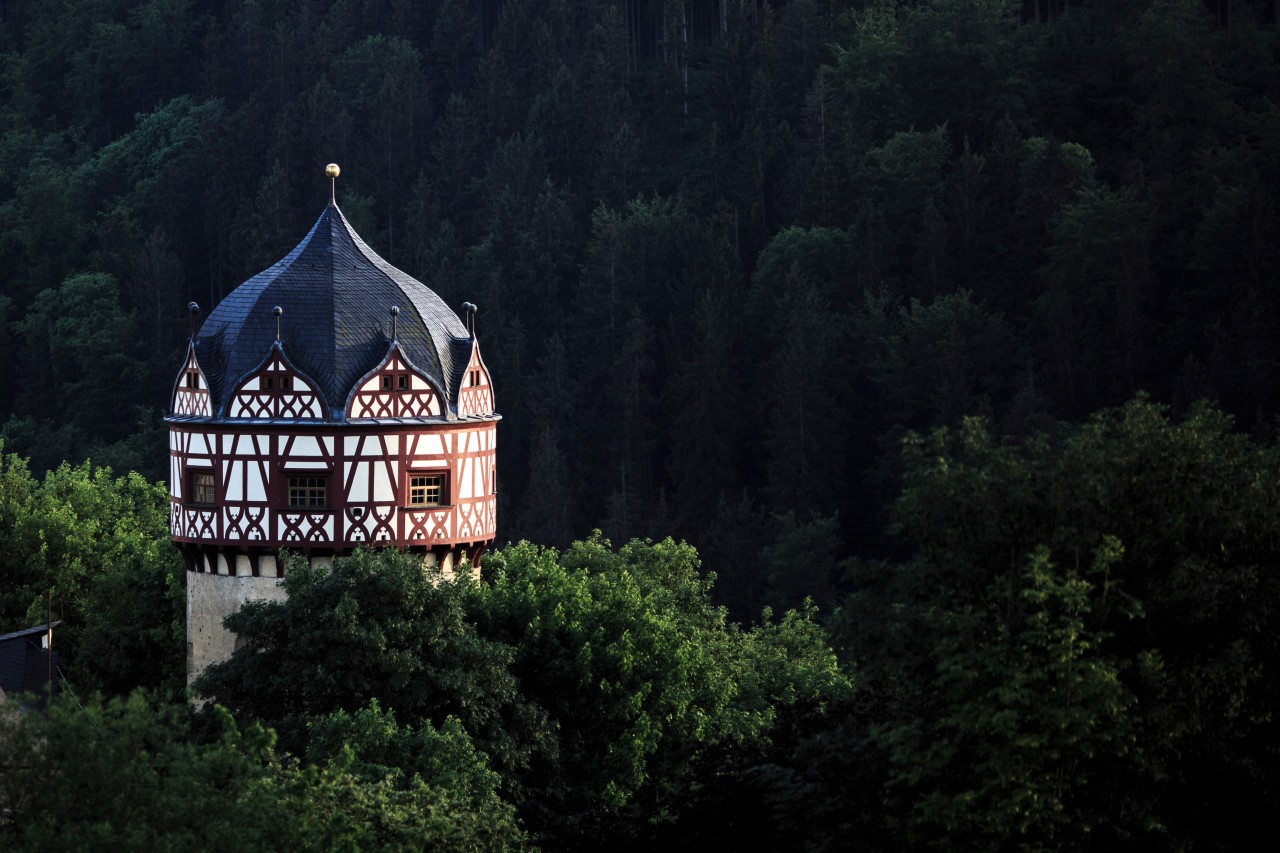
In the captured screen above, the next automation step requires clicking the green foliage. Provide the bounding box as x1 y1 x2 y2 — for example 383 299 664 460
826 3 909 148
94 95 224 212
303 704 526 851
12 273 143 434
0 692 275 850
195 537 849 844
759 511 842 613
0 441 183 697
477 535 736 814
1037 185 1153 414
734 601 852 715
475 535 851 824
0 691 527 852
194 548 543 778
856 288 1013 429
842 398 1280 847
858 126 951 283
883 549 1138 846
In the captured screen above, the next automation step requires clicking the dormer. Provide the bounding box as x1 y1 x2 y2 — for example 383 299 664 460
456 342 495 417
346 345 444 419
226 345 323 419
171 344 211 418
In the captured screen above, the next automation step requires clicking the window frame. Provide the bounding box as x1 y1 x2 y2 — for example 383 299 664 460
187 467 216 506
379 372 418 393
286 473 330 510
406 471 449 508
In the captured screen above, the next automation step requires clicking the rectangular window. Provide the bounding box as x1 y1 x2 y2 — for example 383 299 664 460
190 470 215 505
409 474 443 507
381 375 393 391
280 375 292 391
263 376 274 390
397 374 409 390
288 476 327 509
185 372 198 389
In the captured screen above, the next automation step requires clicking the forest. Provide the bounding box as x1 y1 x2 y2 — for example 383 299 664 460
2 0 1279 848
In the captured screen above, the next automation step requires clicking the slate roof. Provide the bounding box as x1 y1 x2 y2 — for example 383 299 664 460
191 203 472 419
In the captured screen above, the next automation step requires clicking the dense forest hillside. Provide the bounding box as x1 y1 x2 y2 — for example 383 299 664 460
3 0 1280 617
3 3 1280 846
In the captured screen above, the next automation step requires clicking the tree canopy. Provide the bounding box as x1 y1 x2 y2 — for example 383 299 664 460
193 537 849 845
838 398 1280 848
0 691 526 851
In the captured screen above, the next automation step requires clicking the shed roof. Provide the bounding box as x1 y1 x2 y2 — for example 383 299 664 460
0 622 59 709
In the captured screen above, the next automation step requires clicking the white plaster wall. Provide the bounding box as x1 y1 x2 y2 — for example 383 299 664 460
347 461 370 502
247 462 267 501
373 464 394 502
292 435 322 456
226 460 243 500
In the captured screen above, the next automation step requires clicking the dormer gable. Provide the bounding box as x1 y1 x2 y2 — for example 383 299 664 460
226 345 324 419
171 345 211 417
346 345 443 419
456 342 494 417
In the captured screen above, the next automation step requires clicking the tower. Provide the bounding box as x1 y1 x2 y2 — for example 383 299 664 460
167 166 498 682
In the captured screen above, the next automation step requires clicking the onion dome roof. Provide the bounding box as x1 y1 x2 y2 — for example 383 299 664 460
192 202 473 419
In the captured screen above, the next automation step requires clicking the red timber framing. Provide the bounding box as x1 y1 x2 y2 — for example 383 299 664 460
346 346 443 419
169 419 498 574
456 342 495 417
170 345 212 417
228 346 324 419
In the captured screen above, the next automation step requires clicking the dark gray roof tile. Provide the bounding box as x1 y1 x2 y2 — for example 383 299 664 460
191 203 471 419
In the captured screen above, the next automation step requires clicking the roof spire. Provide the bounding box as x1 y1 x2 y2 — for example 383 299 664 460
462 302 477 339
273 306 283 342
325 163 340 204
188 302 201 339
390 306 400 342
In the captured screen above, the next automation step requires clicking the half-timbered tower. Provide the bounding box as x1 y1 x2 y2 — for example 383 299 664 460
168 172 498 680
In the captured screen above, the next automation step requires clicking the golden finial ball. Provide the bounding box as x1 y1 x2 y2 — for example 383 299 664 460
325 163 341 178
